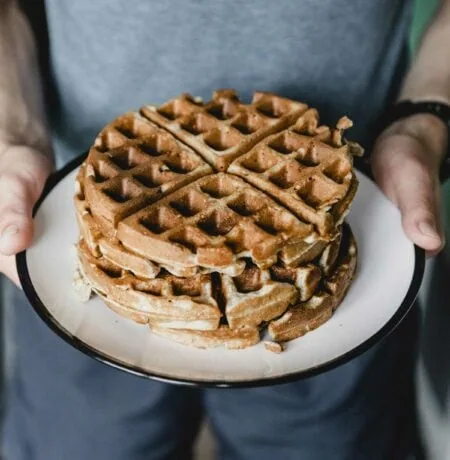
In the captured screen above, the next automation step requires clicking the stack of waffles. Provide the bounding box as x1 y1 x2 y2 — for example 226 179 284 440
74 89 362 350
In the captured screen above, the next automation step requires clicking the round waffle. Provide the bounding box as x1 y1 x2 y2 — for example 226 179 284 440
74 89 362 350
76 239 222 330
76 223 356 349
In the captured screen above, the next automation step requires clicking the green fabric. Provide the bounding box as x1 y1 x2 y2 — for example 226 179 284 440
410 0 439 54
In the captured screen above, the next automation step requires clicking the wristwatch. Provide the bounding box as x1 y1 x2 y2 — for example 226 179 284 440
374 100 450 181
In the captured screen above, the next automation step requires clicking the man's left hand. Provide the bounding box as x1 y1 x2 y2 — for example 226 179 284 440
371 112 447 256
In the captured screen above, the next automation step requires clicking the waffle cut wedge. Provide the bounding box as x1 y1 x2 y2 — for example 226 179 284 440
229 108 363 235
141 89 309 171
82 112 212 234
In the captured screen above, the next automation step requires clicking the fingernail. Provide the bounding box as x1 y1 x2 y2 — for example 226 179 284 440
0 225 19 252
419 221 440 239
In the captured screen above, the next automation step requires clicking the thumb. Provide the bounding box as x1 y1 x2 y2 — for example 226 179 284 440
0 145 52 256
372 133 444 255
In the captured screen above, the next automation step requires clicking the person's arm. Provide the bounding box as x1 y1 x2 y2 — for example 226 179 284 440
372 0 450 254
0 0 52 285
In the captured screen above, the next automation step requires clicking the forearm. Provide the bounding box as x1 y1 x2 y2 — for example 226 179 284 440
400 0 450 102
0 1 50 155
369 2 450 256
382 1 450 164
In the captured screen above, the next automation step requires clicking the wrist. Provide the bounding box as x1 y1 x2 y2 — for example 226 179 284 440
380 111 448 162
0 124 52 158
374 100 450 174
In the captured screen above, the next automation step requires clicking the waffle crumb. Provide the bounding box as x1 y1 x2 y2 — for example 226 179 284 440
73 266 93 302
264 341 284 353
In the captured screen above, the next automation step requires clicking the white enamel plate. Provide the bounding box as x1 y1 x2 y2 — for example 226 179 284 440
17 155 424 387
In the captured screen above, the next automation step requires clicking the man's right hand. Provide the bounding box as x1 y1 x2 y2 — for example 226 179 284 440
0 145 52 286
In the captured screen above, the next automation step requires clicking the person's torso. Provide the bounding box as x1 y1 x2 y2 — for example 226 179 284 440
39 0 411 164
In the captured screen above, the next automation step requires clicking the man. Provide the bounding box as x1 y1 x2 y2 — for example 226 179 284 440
0 1 448 459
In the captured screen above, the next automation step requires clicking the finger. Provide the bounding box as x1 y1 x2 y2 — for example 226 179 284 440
0 146 52 256
0 253 20 287
398 173 443 256
372 136 444 254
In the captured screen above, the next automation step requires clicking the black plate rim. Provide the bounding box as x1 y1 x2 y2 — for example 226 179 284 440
16 152 425 388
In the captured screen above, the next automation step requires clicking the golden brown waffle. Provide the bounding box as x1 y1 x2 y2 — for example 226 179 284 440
75 168 162 278
141 89 308 171
139 226 353 350
278 238 328 267
82 112 212 229
76 171 339 281
74 90 362 350
76 240 222 330
221 260 298 329
149 324 260 350
117 173 315 271
318 229 342 275
269 264 321 303
268 224 357 342
76 239 324 329
75 225 346 328
75 224 354 349
228 109 363 235
76 182 245 278
75 168 102 257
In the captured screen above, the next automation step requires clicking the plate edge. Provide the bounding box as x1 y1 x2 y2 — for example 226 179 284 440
15 152 426 388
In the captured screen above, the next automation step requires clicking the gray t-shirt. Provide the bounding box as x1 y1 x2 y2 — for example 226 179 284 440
39 0 411 165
